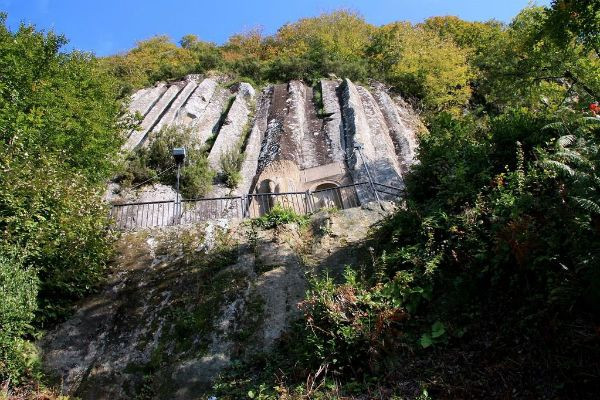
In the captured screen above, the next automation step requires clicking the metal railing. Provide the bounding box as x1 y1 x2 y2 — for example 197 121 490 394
109 181 401 231
373 182 405 198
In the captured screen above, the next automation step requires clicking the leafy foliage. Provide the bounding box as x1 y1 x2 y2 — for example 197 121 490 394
0 252 38 384
251 205 309 229
219 147 244 189
368 22 473 112
101 36 197 95
119 125 216 198
211 4 600 398
299 268 409 374
0 14 121 388
547 0 600 55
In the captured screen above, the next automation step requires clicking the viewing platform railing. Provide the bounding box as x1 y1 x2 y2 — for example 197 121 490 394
109 181 403 231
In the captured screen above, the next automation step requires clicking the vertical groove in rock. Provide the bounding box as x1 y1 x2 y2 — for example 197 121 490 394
207 83 256 172
119 75 421 201
152 79 198 133
237 86 272 196
340 79 403 201
123 83 184 151
355 84 404 183
174 78 218 125
340 78 375 178
123 84 168 142
278 81 305 168
128 83 168 119
321 79 345 163
302 83 332 169
371 83 418 176
257 83 288 175
194 86 231 146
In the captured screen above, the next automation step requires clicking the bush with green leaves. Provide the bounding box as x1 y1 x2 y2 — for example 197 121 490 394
211 4 600 397
219 147 244 188
120 125 216 198
0 252 38 384
251 205 309 229
299 268 410 374
0 14 122 388
1 157 116 324
1 14 121 321
250 110 600 398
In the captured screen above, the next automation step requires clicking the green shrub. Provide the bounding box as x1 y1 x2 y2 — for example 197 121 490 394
251 205 309 229
219 148 244 188
299 268 409 374
180 156 215 198
1 158 117 324
0 17 121 389
121 125 216 198
0 252 39 384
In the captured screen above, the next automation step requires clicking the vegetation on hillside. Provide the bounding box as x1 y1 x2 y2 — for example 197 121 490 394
211 4 600 399
0 12 124 386
118 125 216 198
1 0 599 398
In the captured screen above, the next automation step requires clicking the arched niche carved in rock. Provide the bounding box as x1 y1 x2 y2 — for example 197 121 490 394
312 181 343 210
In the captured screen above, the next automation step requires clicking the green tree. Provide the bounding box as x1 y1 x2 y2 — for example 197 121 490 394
101 35 196 94
421 16 504 56
547 0 600 56
368 22 473 113
121 125 216 198
267 11 373 82
477 6 599 111
0 11 120 338
180 34 224 72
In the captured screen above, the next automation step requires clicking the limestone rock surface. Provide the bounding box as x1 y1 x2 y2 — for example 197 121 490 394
40 206 391 399
115 75 423 205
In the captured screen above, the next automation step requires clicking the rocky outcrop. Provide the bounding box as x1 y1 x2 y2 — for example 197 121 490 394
174 77 218 126
40 205 392 399
321 79 345 163
235 87 271 196
152 79 198 132
116 75 423 204
371 82 420 176
207 83 255 172
128 83 167 119
257 83 288 175
123 84 183 151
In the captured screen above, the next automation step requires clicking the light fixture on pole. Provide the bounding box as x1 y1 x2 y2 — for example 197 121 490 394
172 147 186 223
353 144 382 207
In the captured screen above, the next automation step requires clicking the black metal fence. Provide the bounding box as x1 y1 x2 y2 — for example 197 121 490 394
109 181 402 230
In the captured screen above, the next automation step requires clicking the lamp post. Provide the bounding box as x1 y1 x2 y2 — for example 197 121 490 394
354 144 382 208
172 147 186 223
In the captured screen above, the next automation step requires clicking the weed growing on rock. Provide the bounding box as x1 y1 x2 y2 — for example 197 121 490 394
251 205 309 229
219 148 244 189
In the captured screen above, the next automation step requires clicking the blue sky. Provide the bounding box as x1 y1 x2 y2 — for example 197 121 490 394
1 0 551 56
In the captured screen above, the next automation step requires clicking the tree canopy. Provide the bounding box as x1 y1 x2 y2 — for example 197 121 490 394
0 13 122 384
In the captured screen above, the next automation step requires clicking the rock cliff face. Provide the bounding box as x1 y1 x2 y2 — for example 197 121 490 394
40 205 393 399
40 76 424 398
118 76 423 200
